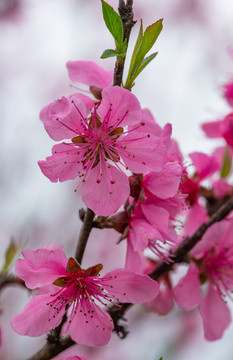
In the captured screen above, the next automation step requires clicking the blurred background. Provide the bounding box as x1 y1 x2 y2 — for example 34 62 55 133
1 0 233 359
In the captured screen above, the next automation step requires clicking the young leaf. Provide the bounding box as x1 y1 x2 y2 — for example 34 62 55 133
1 238 21 273
128 19 144 79
220 147 232 178
101 0 123 49
130 52 158 85
125 19 163 90
130 19 163 79
101 49 119 59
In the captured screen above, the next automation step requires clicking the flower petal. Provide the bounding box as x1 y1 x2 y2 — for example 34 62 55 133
173 263 201 310
15 247 67 289
189 152 220 180
118 134 167 173
67 60 113 88
40 95 88 141
38 143 85 183
103 268 159 303
199 285 231 341
82 162 130 216
11 294 66 336
97 86 141 128
69 301 113 347
201 120 222 138
143 162 182 198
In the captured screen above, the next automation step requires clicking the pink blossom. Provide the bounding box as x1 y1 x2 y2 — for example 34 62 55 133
174 219 233 340
144 259 174 315
126 162 183 265
11 247 159 347
39 85 167 215
223 79 233 107
66 357 86 360
67 60 113 89
202 113 233 148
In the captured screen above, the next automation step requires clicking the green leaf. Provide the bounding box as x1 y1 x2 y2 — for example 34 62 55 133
101 49 119 59
1 238 20 273
131 19 162 78
125 19 163 90
127 19 144 79
101 0 123 49
131 52 158 82
220 147 232 178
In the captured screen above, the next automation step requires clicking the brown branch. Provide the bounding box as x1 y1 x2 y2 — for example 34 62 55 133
26 336 75 360
75 207 95 264
113 0 136 86
0 274 26 291
150 194 233 280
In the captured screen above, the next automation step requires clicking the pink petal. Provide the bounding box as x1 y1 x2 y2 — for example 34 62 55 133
167 139 184 163
221 113 233 147
40 95 88 141
66 60 113 88
199 285 231 341
191 220 226 257
15 247 67 289
38 143 85 183
11 294 66 336
146 282 174 315
183 202 208 237
212 179 233 198
97 86 141 128
66 357 87 360
103 268 159 303
140 108 163 136
118 134 167 173
129 218 163 251
143 162 182 199
69 301 113 347
189 152 220 180
173 263 201 310
82 162 130 216
141 204 169 233
125 237 143 272
223 80 233 107
201 120 222 138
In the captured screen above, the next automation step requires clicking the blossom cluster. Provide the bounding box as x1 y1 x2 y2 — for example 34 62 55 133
9 47 233 359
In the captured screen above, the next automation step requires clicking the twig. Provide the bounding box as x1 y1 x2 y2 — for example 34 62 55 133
113 0 136 86
75 207 95 264
150 195 233 280
26 336 75 360
0 274 26 291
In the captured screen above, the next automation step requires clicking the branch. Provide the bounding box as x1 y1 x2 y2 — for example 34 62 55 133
75 207 95 264
150 194 233 280
26 336 75 360
113 0 136 86
0 273 26 291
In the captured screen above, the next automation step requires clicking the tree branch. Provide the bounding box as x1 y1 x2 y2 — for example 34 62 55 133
0 274 26 291
75 207 95 264
113 0 136 86
26 336 75 360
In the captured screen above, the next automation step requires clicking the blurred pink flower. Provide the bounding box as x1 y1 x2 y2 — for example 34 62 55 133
11 247 159 347
174 219 233 340
202 113 233 148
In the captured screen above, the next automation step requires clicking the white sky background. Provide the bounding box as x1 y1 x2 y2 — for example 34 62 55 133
1 0 233 359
